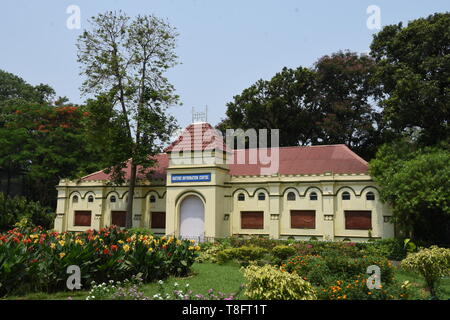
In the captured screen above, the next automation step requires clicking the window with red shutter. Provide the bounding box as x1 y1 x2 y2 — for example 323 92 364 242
151 212 166 229
111 211 127 227
291 210 316 229
74 211 92 226
241 211 264 229
345 211 372 230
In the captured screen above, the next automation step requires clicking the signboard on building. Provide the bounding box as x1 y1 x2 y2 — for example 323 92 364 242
171 173 211 183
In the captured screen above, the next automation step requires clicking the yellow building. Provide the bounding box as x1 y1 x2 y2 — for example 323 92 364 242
54 122 394 241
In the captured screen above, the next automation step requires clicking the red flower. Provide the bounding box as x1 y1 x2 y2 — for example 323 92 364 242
111 245 118 252
103 248 110 255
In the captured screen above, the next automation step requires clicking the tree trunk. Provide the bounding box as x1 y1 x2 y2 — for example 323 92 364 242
126 160 138 228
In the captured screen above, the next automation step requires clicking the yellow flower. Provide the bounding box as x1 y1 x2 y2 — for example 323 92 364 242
34 239 38 244
58 240 65 247
195 246 201 251
188 246 194 251
50 243 56 249
118 240 124 244
59 252 66 259
190 239 196 244
75 239 84 245
123 244 130 252
148 247 154 253
176 240 182 245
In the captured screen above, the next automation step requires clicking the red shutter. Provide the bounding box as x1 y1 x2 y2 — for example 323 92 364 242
241 211 264 229
151 212 166 229
345 211 372 230
111 211 127 227
291 210 316 229
74 211 92 226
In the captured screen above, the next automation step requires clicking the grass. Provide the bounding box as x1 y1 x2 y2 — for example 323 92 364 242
3 262 450 300
2 262 245 300
394 267 450 300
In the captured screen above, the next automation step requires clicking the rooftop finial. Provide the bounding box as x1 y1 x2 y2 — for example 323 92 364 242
192 105 208 123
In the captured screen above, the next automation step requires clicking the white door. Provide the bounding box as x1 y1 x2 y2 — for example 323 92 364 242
179 195 204 241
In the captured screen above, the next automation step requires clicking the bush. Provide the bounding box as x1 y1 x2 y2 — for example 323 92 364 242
196 242 230 263
401 246 450 299
283 253 395 288
271 245 297 263
317 275 411 300
217 246 269 265
0 225 199 297
242 264 317 300
0 193 54 231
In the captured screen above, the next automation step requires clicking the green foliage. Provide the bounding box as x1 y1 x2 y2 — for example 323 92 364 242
370 142 450 244
218 51 381 160
217 246 269 266
370 13 450 144
401 246 450 299
271 245 297 262
0 226 199 297
242 264 317 300
196 242 231 264
0 192 54 231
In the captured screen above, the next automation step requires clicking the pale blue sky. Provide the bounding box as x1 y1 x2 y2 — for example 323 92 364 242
0 0 448 128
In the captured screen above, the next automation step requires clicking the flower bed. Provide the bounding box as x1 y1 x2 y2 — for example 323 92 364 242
0 225 199 296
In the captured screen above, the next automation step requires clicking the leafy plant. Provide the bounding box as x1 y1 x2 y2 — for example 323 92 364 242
401 246 450 299
242 264 317 300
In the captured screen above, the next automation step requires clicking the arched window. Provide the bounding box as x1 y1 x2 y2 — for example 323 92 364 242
309 192 318 201
150 195 156 203
366 192 375 201
110 196 116 203
72 195 79 203
238 193 245 201
258 193 266 201
287 192 296 201
342 191 351 200
88 195 94 203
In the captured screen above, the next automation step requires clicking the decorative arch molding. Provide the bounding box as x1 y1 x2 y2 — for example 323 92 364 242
143 189 166 199
281 187 301 198
175 190 206 207
120 191 129 200
231 188 251 198
359 186 380 196
81 191 96 200
252 187 270 197
68 191 82 200
303 186 323 197
335 186 357 197
105 191 120 200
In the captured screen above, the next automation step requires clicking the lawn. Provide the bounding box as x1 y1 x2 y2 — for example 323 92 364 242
3 262 449 300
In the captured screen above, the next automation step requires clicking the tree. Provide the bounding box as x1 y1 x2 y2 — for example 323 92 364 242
314 51 382 159
370 12 450 145
369 140 450 245
0 103 95 207
218 67 319 147
77 11 179 227
218 51 382 159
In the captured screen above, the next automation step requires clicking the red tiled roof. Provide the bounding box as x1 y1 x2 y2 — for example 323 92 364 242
164 122 231 153
80 144 368 181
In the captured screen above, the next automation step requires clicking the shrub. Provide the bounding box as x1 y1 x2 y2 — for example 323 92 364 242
401 246 450 299
196 242 230 263
217 246 269 266
317 275 411 300
0 193 54 231
283 254 395 288
242 264 317 300
271 245 297 262
0 225 199 297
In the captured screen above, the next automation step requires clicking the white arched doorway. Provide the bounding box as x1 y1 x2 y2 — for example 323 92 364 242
179 195 205 241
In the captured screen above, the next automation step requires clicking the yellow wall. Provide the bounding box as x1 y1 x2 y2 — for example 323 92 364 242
55 171 394 241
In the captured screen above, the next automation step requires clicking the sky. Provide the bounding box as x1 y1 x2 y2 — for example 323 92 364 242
0 0 448 129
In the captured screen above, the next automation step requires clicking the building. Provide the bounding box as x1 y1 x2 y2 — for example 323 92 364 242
54 122 394 241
